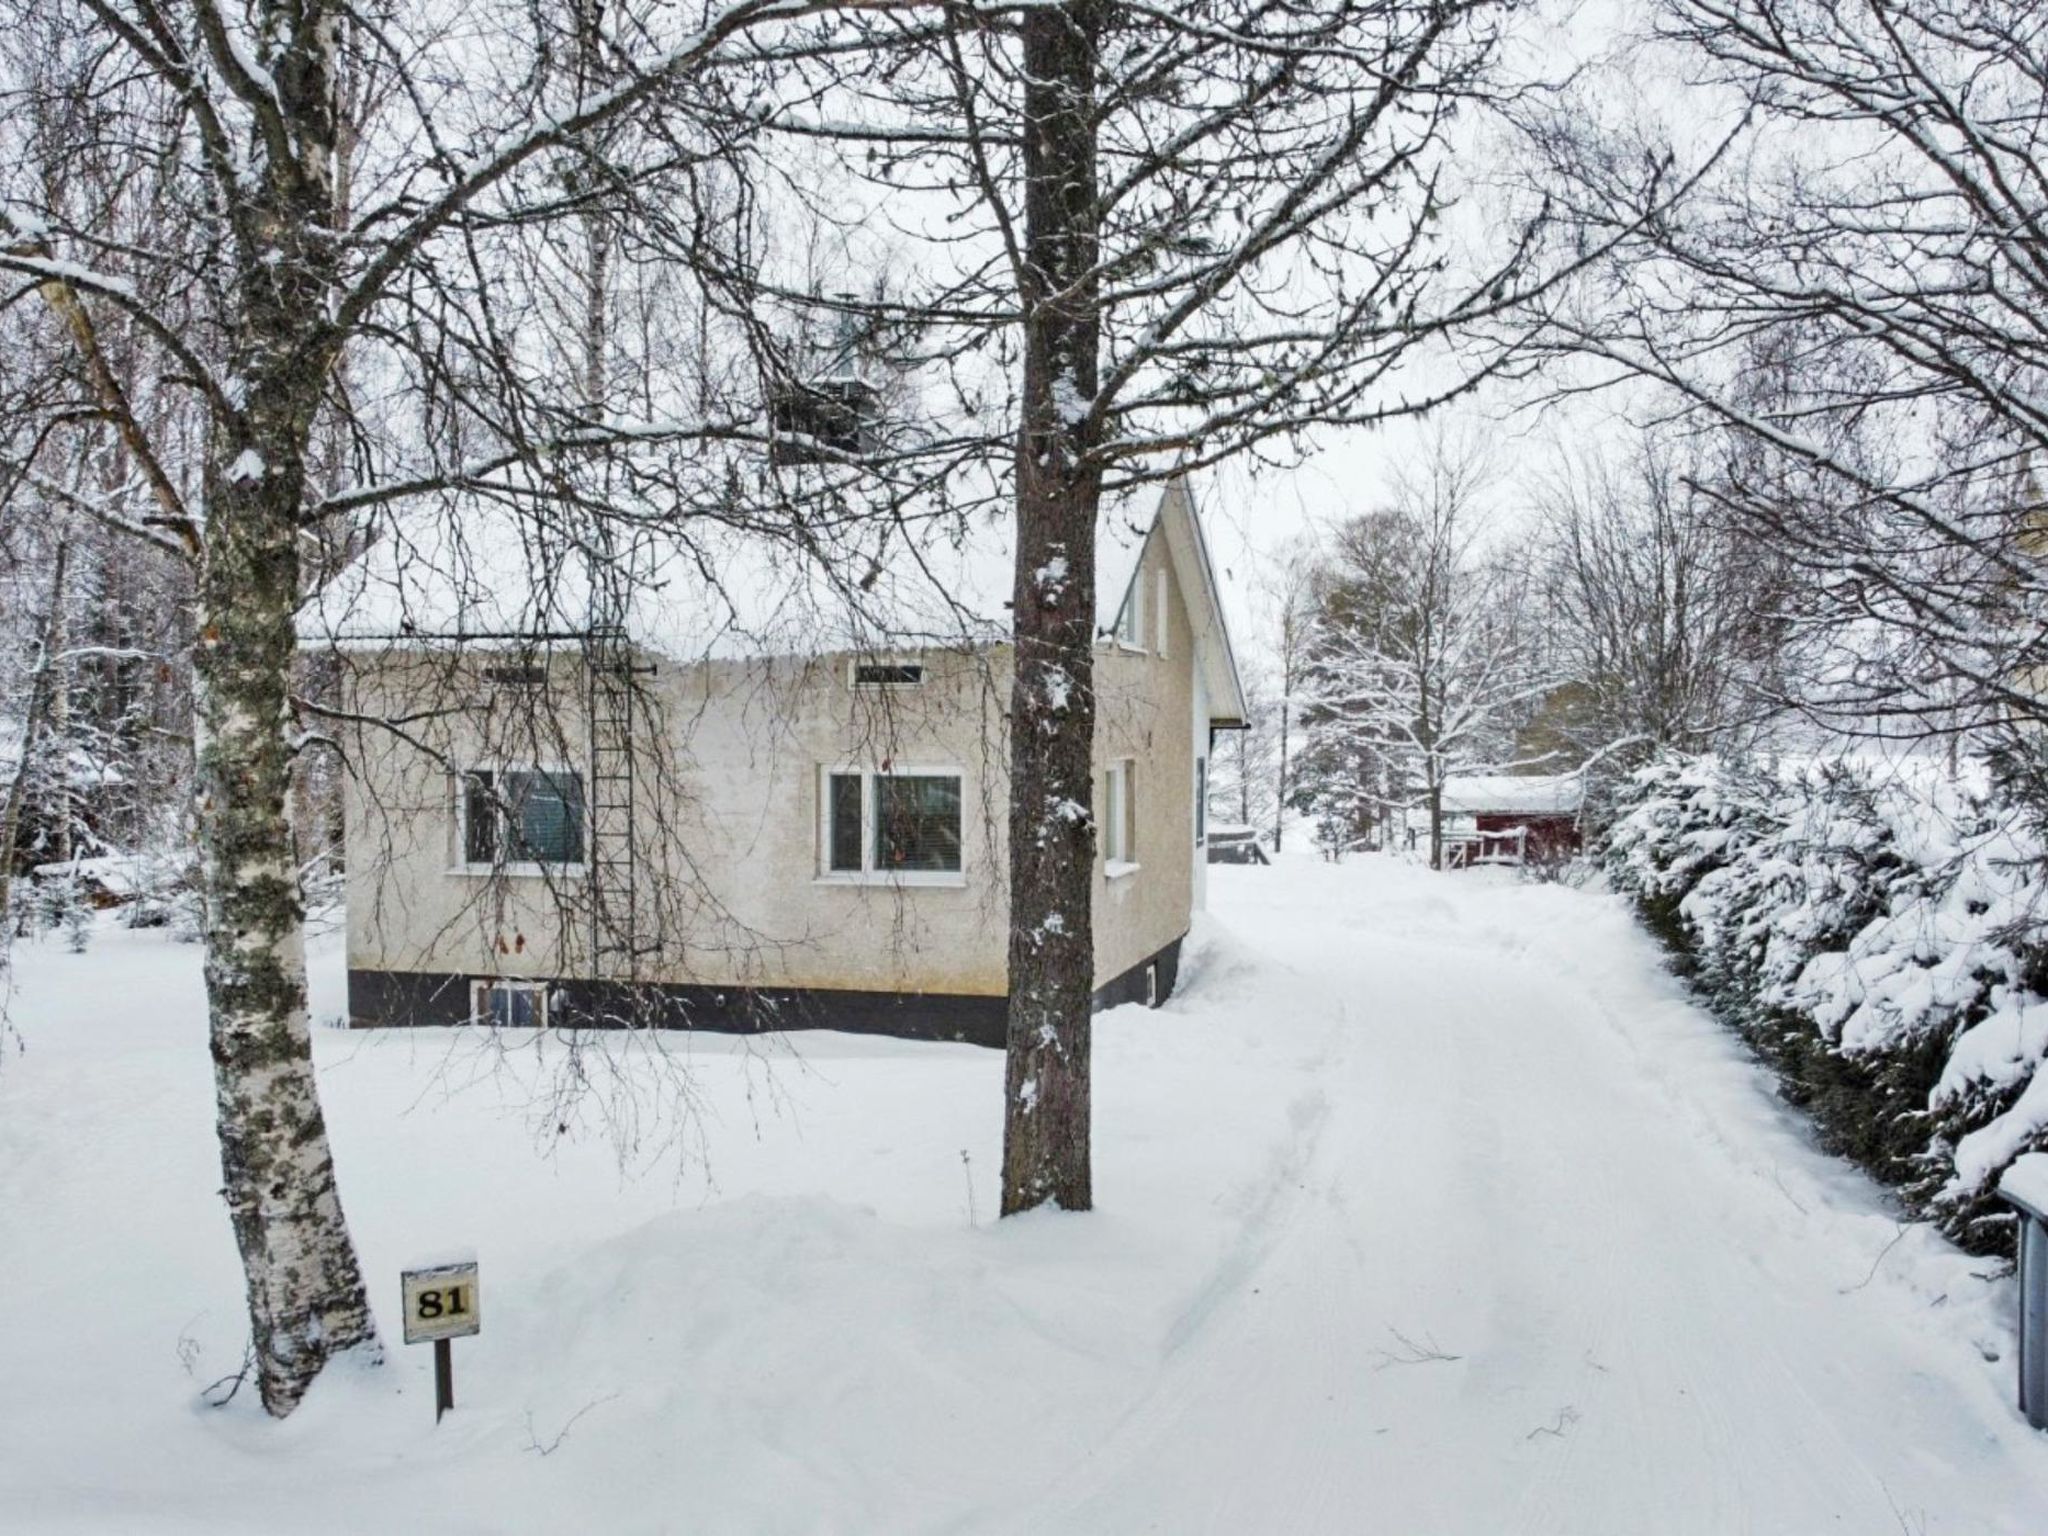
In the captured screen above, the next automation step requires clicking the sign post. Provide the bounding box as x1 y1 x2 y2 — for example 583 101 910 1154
401 1258 480 1423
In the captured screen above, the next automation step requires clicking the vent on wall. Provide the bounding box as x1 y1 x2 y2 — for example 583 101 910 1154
852 661 924 688
483 664 547 689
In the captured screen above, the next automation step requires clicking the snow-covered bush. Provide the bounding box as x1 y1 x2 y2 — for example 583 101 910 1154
1604 755 2048 1255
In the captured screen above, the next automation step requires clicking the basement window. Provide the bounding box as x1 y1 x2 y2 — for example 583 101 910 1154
460 767 586 871
820 768 964 884
471 978 549 1030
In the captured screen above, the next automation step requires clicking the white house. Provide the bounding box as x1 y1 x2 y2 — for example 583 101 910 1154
304 478 1246 1045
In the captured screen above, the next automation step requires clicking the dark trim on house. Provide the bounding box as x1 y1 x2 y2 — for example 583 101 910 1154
348 934 1185 1049
1093 933 1183 1013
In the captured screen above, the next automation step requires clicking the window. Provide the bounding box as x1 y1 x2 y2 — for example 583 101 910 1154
1115 574 1145 649
461 768 585 869
828 772 865 872
1104 760 1136 871
822 768 963 881
1155 566 1170 655
471 979 548 1029
851 660 924 688
877 775 962 871
1195 756 1207 845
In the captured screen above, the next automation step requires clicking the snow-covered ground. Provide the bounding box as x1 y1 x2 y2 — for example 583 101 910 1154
4 855 2046 1533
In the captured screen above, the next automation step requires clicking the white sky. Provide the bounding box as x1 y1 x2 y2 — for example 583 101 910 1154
1195 0 1725 679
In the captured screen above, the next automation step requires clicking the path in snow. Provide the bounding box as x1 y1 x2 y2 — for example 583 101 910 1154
1023 858 2047 1535
2 854 2045 1534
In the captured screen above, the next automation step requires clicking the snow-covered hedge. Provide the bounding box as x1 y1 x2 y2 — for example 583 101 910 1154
1603 755 2048 1255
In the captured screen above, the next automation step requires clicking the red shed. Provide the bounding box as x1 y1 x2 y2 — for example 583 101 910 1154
1438 774 1584 868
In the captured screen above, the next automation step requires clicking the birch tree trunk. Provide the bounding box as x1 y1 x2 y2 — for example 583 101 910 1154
195 2 376 1415
44 547 70 865
198 412 376 1415
1275 696 1290 854
1001 0 1105 1218
0 540 70 929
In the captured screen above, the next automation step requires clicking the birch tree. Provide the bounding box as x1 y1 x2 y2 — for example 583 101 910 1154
0 0 930 1418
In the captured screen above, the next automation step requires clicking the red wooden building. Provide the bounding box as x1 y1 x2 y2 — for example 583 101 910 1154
1438 774 1584 868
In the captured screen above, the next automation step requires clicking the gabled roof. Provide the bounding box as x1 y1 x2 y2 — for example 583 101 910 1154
1097 478 1248 728
303 474 1246 725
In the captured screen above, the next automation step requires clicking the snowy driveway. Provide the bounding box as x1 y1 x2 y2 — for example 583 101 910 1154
1033 859 2048 1534
2 855 2045 1533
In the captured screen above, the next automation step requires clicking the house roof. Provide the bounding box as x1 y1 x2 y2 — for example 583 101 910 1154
302 473 1248 725
1439 774 1584 817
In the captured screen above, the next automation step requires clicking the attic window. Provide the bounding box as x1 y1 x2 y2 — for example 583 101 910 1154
483 664 547 689
852 661 924 688
771 377 879 465
1115 573 1145 650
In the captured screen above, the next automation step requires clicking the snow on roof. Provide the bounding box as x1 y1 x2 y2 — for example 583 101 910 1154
1439 774 1584 816
306 475 1182 667
305 489 1013 663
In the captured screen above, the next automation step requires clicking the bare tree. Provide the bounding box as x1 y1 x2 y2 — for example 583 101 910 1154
1257 541 1317 854
0 0 941 1418
1301 445 1550 868
1524 0 2048 756
731 0 1578 1213
1529 436 1787 801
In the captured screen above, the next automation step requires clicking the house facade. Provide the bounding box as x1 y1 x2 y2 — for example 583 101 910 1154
324 480 1245 1045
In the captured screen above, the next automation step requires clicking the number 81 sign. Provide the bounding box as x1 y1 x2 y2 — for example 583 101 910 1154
401 1260 481 1345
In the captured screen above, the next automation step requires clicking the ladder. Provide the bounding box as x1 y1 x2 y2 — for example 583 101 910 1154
583 623 652 994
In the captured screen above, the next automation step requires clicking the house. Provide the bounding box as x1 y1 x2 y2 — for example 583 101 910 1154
305 478 1246 1045
1436 774 1584 868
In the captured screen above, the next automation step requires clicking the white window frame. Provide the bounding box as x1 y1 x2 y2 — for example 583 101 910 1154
1104 759 1139 878
470 977 550 1030
1154 565 1170 656
816 764 968 888
1113 564 1147 653
453 761 588 879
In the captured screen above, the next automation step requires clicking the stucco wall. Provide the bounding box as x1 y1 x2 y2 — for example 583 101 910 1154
1091 533 1199 988
343 537 1201 1005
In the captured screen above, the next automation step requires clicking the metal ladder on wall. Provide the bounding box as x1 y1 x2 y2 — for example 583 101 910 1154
583 621 655 1012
